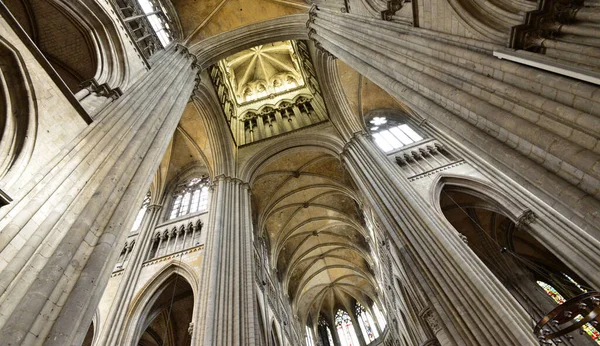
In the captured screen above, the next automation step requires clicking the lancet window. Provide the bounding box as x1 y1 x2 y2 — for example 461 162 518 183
369 116 423 153
372 303 387 330
131 192 151 232
305 326 315 346
335 309 360 346
168 177 210 220
318 316 335 346
355 302 379 344
537 280 600 344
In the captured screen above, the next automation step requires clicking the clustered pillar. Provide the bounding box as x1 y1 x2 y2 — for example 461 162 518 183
0 44 199 346
195 176 257 345
342 133 537 345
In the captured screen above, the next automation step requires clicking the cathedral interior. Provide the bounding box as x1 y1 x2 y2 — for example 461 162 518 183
0 0 599 345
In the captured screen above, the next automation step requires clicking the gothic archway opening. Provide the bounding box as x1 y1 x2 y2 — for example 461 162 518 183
439 185 600 344
250 146 388 345
81 322 95 346
135 274 194 346
4 0 99 93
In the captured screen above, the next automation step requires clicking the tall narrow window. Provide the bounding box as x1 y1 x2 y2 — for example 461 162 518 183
305 325 315 346
372 303 387 330
131 193 151 232
537 281 600 344
368 116 423 153
168 177 210 220
355 302 379 344
335 309 360 346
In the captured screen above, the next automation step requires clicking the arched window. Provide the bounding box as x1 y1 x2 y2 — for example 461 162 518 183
131 192 151 232
318 316 335 346
305 325 315 346
169 177 210 220
355 302 379 344
537 281 600 344
335 309 360 346
372 303 387 331
368 116 423 153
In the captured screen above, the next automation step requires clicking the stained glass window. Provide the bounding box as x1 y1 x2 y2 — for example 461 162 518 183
355 302 379 344
169 177 210 219
537 281 600 344
335 309 360 346
369 117 423 153
319 316 335 346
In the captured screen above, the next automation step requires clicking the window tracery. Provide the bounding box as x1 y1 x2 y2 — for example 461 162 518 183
168 177 210 220
368 116 424 153
355 302 379 343
335 309 360 346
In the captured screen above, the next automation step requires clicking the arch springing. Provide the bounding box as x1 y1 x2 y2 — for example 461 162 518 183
168 176 210 220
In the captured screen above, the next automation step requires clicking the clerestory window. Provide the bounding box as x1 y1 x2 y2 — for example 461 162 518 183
168 177 210 220
131 192 151 232
369 116 423 153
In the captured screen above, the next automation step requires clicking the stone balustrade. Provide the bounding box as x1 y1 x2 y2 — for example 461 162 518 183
148 212 207 260
392 139 463 180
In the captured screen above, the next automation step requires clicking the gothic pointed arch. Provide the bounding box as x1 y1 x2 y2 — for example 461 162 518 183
121 262 198 345
249 140 381 330
436 176 600 344
0 37 37 187
4 0 129 91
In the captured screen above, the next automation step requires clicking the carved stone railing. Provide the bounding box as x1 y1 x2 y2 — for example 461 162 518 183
240 96 325 145
393 139 464 181
147 212 207 259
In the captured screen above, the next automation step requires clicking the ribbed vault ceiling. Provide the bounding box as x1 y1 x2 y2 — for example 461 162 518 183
252 150 377 323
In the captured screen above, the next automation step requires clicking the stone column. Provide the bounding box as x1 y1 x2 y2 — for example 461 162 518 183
195 176 256 345
341 133 537 345
0 44 199 345
307 8 600 273
95 203 163 345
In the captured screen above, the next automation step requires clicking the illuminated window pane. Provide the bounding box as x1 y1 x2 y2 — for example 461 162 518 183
389 127 413 145
399 124 423 142
180 192 191 216
373 304 387 330
170 195 182 219
190 190 201 213
380 130 403 150
131 194 150 232
199 186 209 211
373 133 394 152
335 310 360 346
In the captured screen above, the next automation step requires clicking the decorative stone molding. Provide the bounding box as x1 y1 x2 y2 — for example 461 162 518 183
80 78 123 100
420 307 443 333
516 208 536 230
381 0 404 21
142 244 204 267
